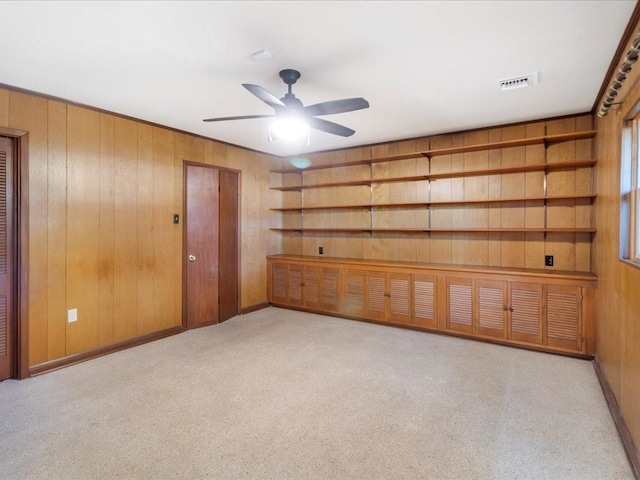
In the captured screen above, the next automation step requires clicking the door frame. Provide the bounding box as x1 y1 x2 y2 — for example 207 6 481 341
0 127 29 379
181 160 241 328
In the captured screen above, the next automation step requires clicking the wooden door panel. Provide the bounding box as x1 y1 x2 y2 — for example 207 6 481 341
413 274 437 329
510 282 543 344
0 138 13 380
545 285 582 351
477 280 507 339
388 273 410 325
218 169 239 322
366 271 387 321
345 269 366 318
271 262 288 304
303 266 321 310
321 267 341 313
447 277 473 333
287 264 304 307
185 165 219 328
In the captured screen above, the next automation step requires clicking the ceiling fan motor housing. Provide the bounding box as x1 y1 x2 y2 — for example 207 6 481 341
279 69 301 86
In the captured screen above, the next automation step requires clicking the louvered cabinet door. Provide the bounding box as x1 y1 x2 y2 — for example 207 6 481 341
509 282 543 345
545 284 582 352
303 266 321 310
388 273 411 325
413 274 437 329
446 277 473 333
287 264 304 307
476 280 507 339
366 271 387 322
321 267 341 313
345 269 366 318
270 262 288 305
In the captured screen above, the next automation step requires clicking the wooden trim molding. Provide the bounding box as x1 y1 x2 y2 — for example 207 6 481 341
241 302 270 314
29 325 184 376
0 126 29 379
593 357 640 479
592 1 640 113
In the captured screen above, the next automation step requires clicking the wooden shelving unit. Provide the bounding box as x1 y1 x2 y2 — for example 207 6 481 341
270 128 597 239
271 130 596 174
271 159 597 191
272 227 597 234
271 194 597 212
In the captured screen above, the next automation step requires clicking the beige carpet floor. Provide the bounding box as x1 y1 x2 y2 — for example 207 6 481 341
0 307 633 479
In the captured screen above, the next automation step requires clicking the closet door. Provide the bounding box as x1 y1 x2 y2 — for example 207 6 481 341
0 137 14 381
185 164 220 328
219 169 239 322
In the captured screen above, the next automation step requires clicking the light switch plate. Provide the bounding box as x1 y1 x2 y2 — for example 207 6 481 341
67 308 78 323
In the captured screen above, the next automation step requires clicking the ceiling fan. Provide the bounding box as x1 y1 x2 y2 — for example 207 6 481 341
203 69 369 139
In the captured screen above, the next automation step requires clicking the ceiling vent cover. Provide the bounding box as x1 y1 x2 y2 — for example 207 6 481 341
500 72 539 91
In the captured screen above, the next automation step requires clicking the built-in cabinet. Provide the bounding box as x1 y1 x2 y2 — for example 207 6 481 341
267 255 596 356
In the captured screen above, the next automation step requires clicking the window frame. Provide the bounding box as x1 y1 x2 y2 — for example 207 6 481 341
621 109 640 265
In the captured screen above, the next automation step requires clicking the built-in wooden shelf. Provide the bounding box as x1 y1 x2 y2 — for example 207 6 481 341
271 130 597 174
271 159 597 192
271 194 597 212
271 227 597 234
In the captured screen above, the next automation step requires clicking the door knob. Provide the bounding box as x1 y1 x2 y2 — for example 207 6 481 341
188 254 196 262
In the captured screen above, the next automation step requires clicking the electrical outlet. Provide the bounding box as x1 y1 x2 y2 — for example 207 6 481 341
67 308 78 323
319 246 324 255
545 255 554 267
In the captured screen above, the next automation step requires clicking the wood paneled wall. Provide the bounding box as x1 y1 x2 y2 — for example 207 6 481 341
277 115 594 272
0 87 280 367
594 16 640 461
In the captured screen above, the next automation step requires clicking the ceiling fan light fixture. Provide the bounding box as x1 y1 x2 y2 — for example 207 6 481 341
269 117 309 143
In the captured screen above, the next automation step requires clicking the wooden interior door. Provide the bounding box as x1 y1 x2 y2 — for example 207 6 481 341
218 169 239 322
0 137 14 381
185 164 220 328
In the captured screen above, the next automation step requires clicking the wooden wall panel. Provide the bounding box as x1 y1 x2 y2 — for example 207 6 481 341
136 124 154 338
0 86 277 369
66 106 100 355
0 88 8 125
595 18 640 461
9 92 49 365
113 118 139 343
98 113 115 346
174 134 186 326
152 127 176 331
47 100 67 360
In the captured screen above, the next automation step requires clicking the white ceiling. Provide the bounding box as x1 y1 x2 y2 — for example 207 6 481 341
0 1 636 157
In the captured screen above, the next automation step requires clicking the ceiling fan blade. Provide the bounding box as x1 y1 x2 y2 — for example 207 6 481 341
308 117 356 137
304 97 369 117
203 114 274 122
242 84 286 109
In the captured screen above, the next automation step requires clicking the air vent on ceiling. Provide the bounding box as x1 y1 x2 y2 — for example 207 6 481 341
500 72 539 91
